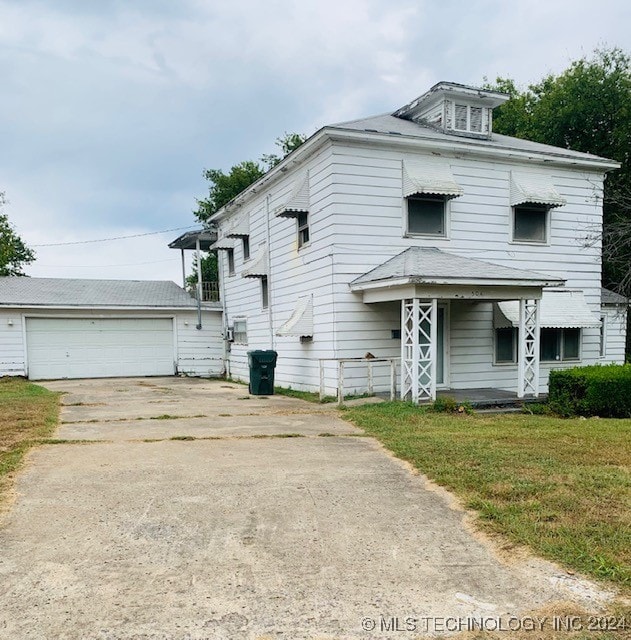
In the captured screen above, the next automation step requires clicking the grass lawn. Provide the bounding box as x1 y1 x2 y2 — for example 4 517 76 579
343 402 631 592
0 377 60 504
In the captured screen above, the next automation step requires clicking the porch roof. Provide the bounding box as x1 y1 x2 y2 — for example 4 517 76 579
350 247 564 291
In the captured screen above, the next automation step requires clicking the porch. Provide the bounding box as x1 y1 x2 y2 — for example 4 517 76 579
349 247 569 403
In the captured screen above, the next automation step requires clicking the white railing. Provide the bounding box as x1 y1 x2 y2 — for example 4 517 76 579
319 357 399 406
189 282 220 302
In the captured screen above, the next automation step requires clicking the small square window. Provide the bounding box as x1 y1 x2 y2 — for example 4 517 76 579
242 237 250 261
297 212 309 248
495 328 517 363
407 195 446 236
513 204 548 243
261 276 269 309
227 248 235 276
233 319 247 345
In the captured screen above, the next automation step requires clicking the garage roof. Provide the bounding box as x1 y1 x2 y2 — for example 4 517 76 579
0 277 218 309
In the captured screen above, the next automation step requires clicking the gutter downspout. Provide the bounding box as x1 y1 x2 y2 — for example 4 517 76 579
195 237 202 330
266 195 274 349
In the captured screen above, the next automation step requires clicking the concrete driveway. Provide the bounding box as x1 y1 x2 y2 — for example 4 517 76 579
0 377 611 639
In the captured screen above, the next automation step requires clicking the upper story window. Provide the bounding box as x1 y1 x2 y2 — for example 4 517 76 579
261 276 269 309
510 172 566 244
242 236 250 261
513 203 549 243
297 212 310 248
226 248 235 276
407 195 447 236
402 159 463 238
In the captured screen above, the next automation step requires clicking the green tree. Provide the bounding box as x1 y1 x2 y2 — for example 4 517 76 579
185 252 218 290
191 132 306 287
195 133 307 223
485 48 631 294
0 192 35 276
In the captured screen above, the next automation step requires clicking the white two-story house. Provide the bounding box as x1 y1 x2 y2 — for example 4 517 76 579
209 81 627 402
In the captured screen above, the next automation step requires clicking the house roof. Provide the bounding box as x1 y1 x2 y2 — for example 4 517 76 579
330 113 617 166
495 290 601 329
601 287 628 305
350 247 564 289
0 277 214 309
168 228 217 251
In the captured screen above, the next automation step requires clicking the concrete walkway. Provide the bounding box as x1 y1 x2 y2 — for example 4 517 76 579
0 378 611 639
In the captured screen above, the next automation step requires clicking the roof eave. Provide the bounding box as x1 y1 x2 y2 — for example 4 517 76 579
350 276 565 291
0 303 222 311
325 127 620 171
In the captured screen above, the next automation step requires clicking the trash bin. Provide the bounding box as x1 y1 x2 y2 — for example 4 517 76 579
247 350 278 395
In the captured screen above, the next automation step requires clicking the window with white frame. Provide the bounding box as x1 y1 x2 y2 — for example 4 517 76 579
233 319 247 345
513 203 549 243
599 315 606 358
261 276 269 309
227 248 235 275
242 236 250 261
406 195 447 236
297 212 309 248
540 328 581 362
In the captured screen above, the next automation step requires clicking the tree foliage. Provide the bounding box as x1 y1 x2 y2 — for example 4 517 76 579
485 47 631 295
0 193 35 276
195 132 307 223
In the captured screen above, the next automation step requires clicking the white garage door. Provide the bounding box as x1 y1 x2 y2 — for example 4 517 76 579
26 317 175 380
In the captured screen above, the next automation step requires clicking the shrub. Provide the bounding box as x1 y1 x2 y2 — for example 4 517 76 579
548 364 631 417
431 396 473 414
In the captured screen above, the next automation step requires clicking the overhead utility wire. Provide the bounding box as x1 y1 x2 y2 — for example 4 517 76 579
31 224 200 247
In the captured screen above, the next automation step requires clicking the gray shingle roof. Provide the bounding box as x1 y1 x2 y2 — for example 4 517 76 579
0 277 205 308
350 247 563 287
601 287 628 305
330 113 616 165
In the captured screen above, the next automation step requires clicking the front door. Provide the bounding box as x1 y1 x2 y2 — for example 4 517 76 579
436 305 449 388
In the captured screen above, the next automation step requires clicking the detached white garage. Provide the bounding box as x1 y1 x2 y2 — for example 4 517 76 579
0 277 225 380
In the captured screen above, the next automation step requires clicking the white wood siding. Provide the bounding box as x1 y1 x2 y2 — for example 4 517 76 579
601 307 627 364
0 310 27 376
175 311 224 377
220 142 338 391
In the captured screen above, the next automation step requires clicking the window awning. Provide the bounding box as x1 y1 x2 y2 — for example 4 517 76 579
242 244 268 278
208 238 235 251
494 290 600 328
510 172 566 207
225 214 250 238
402 159 464 199
275 173 310 218
276 295 313 337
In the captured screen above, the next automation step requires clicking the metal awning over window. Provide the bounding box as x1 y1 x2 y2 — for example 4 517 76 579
208 238 235 251
242 244 268 278
275 173 310 218
225 214 250 238
276 295 313 337
494 290 600 328
402 159 464 199
510 172 566 207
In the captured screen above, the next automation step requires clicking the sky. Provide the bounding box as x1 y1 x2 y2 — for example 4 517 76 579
1 0 631 284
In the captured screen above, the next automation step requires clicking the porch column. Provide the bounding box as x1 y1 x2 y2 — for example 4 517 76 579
517 299 540 398
401 298 437 403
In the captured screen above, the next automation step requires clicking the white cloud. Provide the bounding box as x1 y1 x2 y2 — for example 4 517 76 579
1 0 630 281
